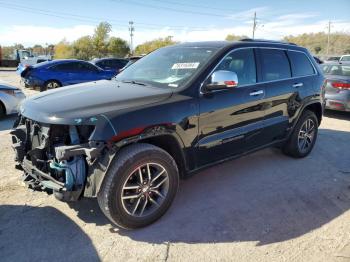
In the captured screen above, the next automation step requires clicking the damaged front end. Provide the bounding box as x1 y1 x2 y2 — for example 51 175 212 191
11 116 106 201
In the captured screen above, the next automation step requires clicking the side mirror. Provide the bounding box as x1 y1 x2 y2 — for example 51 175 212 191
205 70 238 91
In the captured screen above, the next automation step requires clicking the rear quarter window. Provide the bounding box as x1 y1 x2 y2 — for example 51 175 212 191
260 49 291 81
288 51 315 77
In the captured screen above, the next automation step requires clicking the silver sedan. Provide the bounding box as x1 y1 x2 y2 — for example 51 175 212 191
0 83 26 118
320 62 350 112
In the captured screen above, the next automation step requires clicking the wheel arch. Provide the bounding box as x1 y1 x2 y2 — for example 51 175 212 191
303 102 323 126
84 131 188 198
0 100 7 116
137 134 188 178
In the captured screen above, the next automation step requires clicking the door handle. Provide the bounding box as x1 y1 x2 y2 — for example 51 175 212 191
249 90 264 96
292 83 303 88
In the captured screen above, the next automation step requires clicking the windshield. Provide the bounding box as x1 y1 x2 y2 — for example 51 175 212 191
321 64 350 77
115 46 218 88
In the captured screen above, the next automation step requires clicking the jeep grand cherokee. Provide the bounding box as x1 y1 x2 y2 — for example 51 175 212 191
11 39 325 229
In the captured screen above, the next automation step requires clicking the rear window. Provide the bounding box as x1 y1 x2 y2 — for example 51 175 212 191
340 56 350 62
288 51 315 77
320 64 350 77
260 49 291 81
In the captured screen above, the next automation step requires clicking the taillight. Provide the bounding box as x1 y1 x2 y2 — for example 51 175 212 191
331 82 350 89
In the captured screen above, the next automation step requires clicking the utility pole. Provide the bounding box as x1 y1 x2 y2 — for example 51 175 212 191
326 20 332 56
129 21 134 55
252 12 257 39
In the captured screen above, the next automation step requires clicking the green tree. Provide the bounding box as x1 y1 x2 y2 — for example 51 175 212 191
284 32 350 56
1 46 15 59
135 36 177 55
72 36 94 60
93 22 112 57
108 37 130 57
225 34 249 41
13 43 25 50
54 39 73 59
32 44 44 56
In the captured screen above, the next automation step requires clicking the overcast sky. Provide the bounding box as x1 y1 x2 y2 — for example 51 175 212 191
0 0 349 47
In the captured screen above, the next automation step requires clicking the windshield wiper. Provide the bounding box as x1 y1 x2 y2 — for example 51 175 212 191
121 80 147 86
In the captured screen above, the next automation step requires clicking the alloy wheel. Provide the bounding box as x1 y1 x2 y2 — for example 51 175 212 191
47 82 59 89
121 163 169 217
297 118 315 153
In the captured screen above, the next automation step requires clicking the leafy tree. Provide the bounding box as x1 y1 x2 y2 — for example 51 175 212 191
108 37 130 58
284 32 350 56
54 39 73 59
13 43 24 50
135 36 177 55
225 34 249 41
32 44 44 56
93 22 112 57
0 46 15 59
72 36 94 60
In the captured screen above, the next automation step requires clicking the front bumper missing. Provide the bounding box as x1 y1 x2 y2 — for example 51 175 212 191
11 122 105 201
22 157 65 192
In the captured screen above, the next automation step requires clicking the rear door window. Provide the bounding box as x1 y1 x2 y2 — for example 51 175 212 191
260 49 291 81
288 51 315 77
51 62 79 71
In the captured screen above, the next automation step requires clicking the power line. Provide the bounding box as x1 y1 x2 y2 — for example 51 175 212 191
148 0 239 13
0 1 212 31
111 0 231 18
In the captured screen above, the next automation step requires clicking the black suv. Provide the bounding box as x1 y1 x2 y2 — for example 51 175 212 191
11 40 325 229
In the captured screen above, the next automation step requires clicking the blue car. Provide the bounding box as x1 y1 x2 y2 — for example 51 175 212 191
21 59 117 91
90 57 128 71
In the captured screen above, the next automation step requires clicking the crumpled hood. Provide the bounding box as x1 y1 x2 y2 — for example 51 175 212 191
21 79 173 125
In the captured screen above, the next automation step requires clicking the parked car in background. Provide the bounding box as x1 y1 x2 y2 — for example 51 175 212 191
313 56 323 64
17 57 52 75
120 55 143 72
326 56 341 62
12 40 324 229
320 62 350 112
0 83 25 118
91 58 128 72
340 55 350 62
21 59 117 91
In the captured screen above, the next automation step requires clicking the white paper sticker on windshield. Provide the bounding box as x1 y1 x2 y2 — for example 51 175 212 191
172 62 200 69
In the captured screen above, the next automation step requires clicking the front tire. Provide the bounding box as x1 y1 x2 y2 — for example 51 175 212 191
283 110 318 158
97 143 179 229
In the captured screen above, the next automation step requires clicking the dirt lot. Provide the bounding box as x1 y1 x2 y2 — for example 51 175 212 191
0 69 349 262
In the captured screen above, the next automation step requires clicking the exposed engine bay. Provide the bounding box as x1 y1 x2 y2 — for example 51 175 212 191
11 116 107 201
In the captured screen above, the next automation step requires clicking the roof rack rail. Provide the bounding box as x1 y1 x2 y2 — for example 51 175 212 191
239 38 297 46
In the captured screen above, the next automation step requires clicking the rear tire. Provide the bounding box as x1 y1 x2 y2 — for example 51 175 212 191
283 110 318 158
97 143 179 229
42 80 61 92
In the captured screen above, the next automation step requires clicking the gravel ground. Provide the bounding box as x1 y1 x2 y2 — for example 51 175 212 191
0 69 349 262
